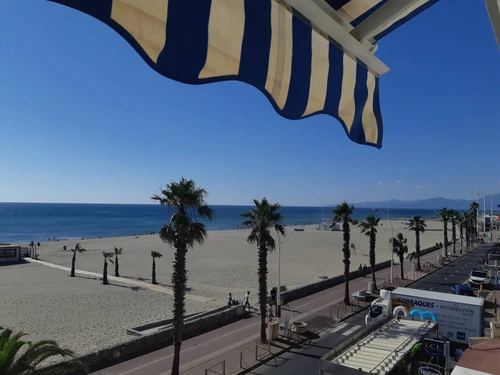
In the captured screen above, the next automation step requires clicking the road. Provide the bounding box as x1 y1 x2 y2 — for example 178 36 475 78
249 244 493 375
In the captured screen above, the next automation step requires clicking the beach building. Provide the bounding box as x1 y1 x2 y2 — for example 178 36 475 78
0 245 21 263
319 316 438 375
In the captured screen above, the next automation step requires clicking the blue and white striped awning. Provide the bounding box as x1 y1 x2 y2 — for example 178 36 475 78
50 0 391 148
48 1 442 150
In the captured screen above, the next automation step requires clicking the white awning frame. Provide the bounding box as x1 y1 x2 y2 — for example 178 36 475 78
283 0 391 77
486 0 500 48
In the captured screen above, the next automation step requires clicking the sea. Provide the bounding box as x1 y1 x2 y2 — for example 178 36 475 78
0 203 443 244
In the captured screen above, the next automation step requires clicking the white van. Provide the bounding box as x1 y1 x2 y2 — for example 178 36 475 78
468 269 491 288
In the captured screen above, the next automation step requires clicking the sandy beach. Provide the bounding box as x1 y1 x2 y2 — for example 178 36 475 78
35 219 447 302
0 262 219 359
1 219 449 357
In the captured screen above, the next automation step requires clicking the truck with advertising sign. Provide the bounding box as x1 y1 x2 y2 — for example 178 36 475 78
365 287 484 344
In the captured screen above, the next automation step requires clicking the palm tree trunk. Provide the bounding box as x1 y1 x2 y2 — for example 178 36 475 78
258 245 268 342
342 220 350 305
400 255 404 279
115 255 120 277
443 222 448 257
103 261 108 285
369 233 376 289
415 231 421 271
452 221 456 254
459 226 463 254
152 258 157 284
171 244 188 375
71 252 76 277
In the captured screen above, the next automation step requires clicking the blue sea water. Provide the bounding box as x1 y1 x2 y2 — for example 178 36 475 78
0 203 442 244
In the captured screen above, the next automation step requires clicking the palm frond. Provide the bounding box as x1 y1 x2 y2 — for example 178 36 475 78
0 329 78 375
151 251 163 258
114 247 123 255
71 243 86 253
102 251 114 259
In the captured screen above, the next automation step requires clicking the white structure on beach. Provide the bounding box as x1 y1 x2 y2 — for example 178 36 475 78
317 219 340 231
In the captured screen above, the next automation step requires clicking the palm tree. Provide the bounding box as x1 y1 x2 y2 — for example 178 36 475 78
113 247 123 277
464 212 474 250
408 216 426 271
151 251 162 285
152 178 214 375
449 210 457 254
102 251 114 285
438 208 450 257
70 243 86 277
392 233 408 279
455 212 464 254
0 328 81 374
241 198 285 343
358 215 379 288
332 202 357 305
470 202 479 242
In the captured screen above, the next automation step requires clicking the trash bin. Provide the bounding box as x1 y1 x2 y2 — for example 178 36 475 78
367 281 375 293
267 320 279 340
411 263 418 272
63 245 67 251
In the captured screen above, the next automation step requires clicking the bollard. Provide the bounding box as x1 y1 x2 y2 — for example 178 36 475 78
223 360 226 375
495 298 497 318
255 344 258 361
240 352 243 368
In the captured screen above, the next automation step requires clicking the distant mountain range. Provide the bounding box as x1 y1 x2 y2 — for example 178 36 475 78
353 194 500 210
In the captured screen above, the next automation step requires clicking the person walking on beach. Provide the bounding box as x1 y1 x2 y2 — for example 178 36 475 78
358 264 363 276
227 293 233 308
244 291 250 310
351 243 356 255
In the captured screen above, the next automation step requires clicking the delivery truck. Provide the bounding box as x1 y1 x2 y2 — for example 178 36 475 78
365 287 484 344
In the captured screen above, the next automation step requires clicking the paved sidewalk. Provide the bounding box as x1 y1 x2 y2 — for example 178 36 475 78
92 244 473 375
25 258 213 302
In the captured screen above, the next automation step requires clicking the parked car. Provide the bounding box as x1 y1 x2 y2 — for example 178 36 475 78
451 284 476 297
469 269 491 288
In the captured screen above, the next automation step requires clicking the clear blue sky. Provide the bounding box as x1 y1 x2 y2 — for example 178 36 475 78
0 0 499 206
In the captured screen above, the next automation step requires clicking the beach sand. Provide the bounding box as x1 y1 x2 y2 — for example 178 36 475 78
35 220 447 302
0 262 219 358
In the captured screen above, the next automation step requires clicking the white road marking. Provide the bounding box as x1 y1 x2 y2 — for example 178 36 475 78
445 278 448 281
430 287 434 291
329 323 348 333
342 325 362 336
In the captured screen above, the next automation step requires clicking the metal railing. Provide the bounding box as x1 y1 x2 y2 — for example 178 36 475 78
205 360 225 375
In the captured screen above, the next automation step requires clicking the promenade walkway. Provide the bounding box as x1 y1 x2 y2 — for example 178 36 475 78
25 258 213 302
91 245 465 375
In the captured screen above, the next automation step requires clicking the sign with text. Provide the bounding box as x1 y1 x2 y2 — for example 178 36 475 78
0 248 17 258
423 338 445 357
418 367 442 375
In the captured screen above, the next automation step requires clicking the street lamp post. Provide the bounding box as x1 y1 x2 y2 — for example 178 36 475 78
374 209 394 284
275 229 298 318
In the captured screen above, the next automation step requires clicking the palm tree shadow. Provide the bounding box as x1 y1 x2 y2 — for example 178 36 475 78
74 275 146 291
157 282 192 292
121 275 151 283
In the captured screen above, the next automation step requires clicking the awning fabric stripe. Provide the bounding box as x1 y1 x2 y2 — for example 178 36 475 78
49 0 384 148
326 0 440 41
